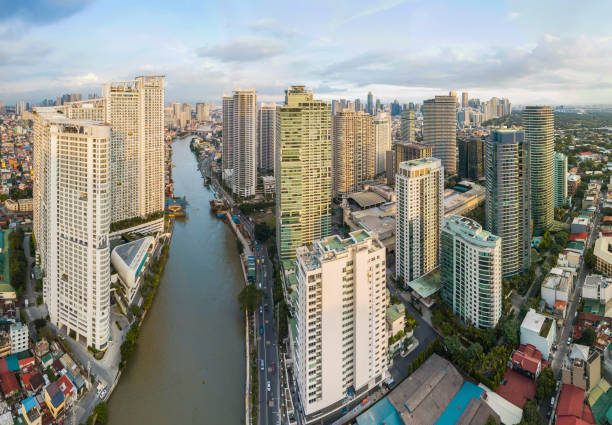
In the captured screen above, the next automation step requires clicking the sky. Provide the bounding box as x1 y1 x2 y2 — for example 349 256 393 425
1 0 612 105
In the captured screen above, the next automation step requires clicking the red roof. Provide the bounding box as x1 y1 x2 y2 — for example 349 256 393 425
602 216 612 223
496 368 536 408
21 371 34 390
569 232 588 241
0 359 7 375
555 300 568 311
0 371 18 396
557 384 594 424
19 357 35 372
56 375 75 398
511 344 542 375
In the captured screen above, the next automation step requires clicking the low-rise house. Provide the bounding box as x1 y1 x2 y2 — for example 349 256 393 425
561 344 601 392
571 217 590 234
44 381 65 420
0 371 18 398
594 237 612 277
558 252 581 269
541 268 572 309
556 384 595 425
510 344 543 379
20 397 41 425
56 374 76 407
33 340 48 360
582 275 612 304
520 309 556 360
261 175 275 196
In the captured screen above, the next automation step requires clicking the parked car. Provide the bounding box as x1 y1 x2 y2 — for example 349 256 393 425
260 326 264 335
260 360 264 371
267 381 271 392
567 337 571 345
550 397 555 407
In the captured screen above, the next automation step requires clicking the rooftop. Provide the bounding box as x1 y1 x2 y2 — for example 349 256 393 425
112 236 153 269
521 308 546 334
408 268 441 298
386 303 405 323
348 191 387 209
444 215 500 245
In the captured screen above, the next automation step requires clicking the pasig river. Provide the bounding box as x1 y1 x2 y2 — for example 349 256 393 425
108 136 245 424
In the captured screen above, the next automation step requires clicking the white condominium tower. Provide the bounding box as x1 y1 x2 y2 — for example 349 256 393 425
257 103 277 172
485 130 531 277
554 152 568 208
396 158 444 285
276 86 332 260
30 108 111 350
222 89 257 198
102 76 165 223
374 112 391 175
332 110 375 197
295 230 388 422
423 93 457 175
441 215 502 329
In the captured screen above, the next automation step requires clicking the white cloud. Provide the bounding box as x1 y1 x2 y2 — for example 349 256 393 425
197 38 286 63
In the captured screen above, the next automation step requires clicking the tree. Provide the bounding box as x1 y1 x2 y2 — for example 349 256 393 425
463 342 483 362
93 402 109 424
502 319 520 348
254 222 273 243
584 247 596 270
390 294 401 305
486 415 500 425
443 335 461 358
535 368 556 400
520 399 543 425
237 284 264 312
576 327 596 346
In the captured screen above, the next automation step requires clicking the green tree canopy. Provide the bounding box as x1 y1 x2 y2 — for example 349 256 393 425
520 399 543 425
502 319 520 348
535 368 556 400
576 327 596 347
237 284 264 312
463 342 483 362
443 335 461 358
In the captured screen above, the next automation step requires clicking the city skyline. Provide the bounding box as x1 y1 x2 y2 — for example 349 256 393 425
3 0 612 105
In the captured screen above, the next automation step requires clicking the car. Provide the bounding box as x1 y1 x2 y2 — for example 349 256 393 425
267 381 271 392
258 283 262 289
550 396 555 407
567 337 571 345
270 362 275 373
259 306 263 314
260 326 264 335
260 360 264 371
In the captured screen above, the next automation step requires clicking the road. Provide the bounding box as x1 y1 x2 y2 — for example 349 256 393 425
551 202 601 376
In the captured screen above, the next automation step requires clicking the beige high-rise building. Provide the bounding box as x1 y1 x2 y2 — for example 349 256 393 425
223 90 257 198
400 110 415 143
222 95 234 185
524 106 554 236
180 103 191 128
171 102 181 127
276 86 332 260
257 103 277 172
462 92 469 108
196 102 210 122
395 142 432 175
374 112 391 175
396 158 444 285
423 93 457 175
332 110 375 197
29 108 112 350
102 76 165 224
295 230 388 422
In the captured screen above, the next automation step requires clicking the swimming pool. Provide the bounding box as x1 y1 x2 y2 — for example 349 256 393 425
435 382 484 425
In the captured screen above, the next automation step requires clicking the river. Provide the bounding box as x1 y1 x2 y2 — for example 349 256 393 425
108 136 245 424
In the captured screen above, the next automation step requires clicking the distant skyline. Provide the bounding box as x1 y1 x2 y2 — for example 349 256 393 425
2 0 612 105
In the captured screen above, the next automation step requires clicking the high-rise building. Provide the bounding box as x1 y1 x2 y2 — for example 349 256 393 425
180 103 191 128
332 110 375 197
276 86 331 260
375 98 381 113
374 112 391 175
462 92 468 108
524 106 554 236
29 107 111 350
354 98 361 112
222 95 234 185
295 230 388 422
102 76 165 223
0 101 5 114
485 130 531 277
423 94 457 175
16 101 26 116
395 142 432 175
367 91 373 115
257 103 277 172
554 152 568 208
457 137 485 181
396 158 444 285
400 110 415 143
440 215 502 329
223 90 257 198
196 102 210 122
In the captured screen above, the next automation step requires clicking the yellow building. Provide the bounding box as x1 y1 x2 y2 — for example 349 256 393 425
44 381 65 420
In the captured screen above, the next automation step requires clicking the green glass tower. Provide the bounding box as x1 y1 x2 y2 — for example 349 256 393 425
276 86 332 260
523 106 554 236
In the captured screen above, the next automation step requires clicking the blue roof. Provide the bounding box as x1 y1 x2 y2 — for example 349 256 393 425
6 354 19 371
434 382 483 425
22 396 37 412
51 391 64 408
356 398 403 425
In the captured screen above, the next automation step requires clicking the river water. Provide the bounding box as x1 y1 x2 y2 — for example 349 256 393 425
108 136 245 424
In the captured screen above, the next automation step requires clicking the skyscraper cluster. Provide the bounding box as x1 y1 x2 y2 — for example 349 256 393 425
30 75 165 350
